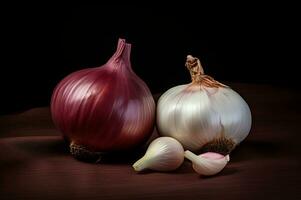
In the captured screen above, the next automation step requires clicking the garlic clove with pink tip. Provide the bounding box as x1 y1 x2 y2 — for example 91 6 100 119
184 150 230 176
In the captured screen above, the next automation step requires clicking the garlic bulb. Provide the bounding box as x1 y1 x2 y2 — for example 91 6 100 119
157 55 252 154
184 150 229 176
133 137 184 172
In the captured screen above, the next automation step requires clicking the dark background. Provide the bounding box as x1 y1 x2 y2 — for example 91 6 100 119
1 4 299 115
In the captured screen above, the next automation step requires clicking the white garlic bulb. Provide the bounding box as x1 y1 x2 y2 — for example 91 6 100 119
184 150 229 176
132 137 184 172
157 55 252 154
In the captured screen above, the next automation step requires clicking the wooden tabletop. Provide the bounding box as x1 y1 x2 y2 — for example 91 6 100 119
1 83 300 200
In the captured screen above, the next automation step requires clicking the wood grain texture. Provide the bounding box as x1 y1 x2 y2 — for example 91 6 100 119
0 83 300 200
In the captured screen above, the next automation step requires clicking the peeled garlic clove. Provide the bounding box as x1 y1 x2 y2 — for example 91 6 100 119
133 137 184 172
184 150 229 176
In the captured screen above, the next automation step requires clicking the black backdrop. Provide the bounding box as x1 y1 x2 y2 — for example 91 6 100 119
1 4 299 114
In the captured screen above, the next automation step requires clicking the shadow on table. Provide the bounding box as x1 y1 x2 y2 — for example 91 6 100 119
14 136 69 156
231 139 284 163
12 135 148 164
11 133 286 167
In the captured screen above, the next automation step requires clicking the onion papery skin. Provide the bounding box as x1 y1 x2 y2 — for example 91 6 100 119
51 39 155 154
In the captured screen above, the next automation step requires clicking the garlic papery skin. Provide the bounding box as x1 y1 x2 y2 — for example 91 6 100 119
133 137 184 172
156 55 252 154
184 150 229 176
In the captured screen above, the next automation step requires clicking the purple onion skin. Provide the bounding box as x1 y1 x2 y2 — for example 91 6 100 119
51 39 155 152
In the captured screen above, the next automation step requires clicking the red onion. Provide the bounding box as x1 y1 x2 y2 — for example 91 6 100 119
51 39 155 160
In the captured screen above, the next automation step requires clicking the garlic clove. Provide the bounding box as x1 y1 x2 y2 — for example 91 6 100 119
184 150 229 176
200 152 228 160
133 137 184 172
